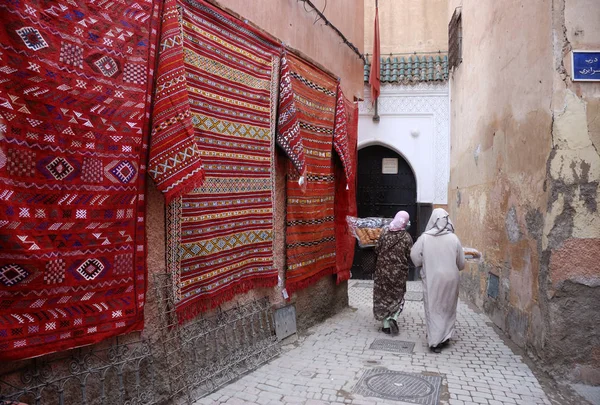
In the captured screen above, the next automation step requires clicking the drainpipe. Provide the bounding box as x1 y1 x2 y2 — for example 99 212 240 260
372 99 380 123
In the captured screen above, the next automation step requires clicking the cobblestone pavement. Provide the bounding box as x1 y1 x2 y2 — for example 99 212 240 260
194 281 574 405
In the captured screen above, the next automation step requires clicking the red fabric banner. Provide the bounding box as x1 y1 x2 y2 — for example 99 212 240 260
333 84 354 185
369 5 381 103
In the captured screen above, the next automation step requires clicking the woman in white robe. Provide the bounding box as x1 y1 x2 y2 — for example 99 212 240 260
410 208 465 353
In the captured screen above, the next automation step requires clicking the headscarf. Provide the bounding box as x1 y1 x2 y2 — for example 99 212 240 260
424 208 455 236
389 211 410 231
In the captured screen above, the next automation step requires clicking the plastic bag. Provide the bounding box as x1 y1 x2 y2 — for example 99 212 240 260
346 216 392 248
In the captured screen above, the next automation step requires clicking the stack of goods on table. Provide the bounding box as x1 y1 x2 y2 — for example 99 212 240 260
346 216 392 248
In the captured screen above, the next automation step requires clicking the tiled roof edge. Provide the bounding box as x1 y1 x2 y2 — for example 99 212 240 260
364 53 449 83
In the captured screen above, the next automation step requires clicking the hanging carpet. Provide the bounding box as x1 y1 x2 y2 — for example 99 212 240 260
277 53 339 294
0 0 159 360
148 0 205 202
333 88 359 284
159 0 280 321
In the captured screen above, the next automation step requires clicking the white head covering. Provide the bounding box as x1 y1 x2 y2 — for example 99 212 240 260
389 211 410 232
424 208 455 236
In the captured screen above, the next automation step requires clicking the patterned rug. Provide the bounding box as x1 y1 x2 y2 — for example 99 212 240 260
0 0 159 360
277 53 339 294
334 89 358 284
148 0 205 202
163 0 280 321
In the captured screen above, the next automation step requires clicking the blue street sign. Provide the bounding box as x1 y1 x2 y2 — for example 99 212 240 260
572 51 600 82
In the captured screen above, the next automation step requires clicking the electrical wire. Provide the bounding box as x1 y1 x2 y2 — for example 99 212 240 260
296 0 366 63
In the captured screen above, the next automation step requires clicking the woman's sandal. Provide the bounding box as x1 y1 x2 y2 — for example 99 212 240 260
430 346 442 354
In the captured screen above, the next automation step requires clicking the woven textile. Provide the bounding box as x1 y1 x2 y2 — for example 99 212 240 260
333 84 354 185
277 53 338 294
164 0 280 321
0 0 159 360
334 95 358 284
148 0 205 202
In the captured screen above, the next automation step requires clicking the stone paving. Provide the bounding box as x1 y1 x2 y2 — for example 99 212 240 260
194 281 562 405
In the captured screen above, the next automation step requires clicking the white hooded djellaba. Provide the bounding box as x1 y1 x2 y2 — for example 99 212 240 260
410 208 465 348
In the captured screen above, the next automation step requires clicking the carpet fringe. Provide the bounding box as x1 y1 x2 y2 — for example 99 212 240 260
176 275 278 324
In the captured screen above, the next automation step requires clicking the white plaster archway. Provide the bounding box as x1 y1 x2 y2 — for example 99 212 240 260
358 82 450 204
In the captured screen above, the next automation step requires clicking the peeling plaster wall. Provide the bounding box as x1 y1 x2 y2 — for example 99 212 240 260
544 0 600 384
448 0 600 383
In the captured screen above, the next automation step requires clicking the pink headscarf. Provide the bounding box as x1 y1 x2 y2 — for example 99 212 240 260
389 211 410 231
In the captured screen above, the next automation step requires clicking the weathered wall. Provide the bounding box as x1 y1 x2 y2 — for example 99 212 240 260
217 0 364 100
364 0 448 54
447 0 554 357
448 0 600 383
544 0 600 384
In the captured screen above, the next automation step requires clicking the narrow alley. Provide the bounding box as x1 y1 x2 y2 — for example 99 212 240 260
1 0 599 404
195 281 568 405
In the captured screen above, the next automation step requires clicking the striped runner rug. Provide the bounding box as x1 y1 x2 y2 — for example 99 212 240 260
277 52 339 294
161 0 280 321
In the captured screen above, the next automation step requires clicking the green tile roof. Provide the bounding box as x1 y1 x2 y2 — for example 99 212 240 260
364 53 449 83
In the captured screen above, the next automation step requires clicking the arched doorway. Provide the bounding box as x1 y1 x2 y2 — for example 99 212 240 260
351 145 418 280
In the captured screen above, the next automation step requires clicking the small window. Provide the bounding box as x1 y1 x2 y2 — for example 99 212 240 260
448 7 462 70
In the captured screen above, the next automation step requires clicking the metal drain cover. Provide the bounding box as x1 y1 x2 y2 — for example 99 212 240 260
369 339 415 354
404 291 423 301
274 304 297 340
353 369 442 404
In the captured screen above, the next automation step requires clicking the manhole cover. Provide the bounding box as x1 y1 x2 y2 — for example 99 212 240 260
405 291 423 301
353 369 442 404
370 339 415 354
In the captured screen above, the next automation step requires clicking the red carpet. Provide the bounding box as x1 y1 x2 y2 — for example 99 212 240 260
0 0 159 360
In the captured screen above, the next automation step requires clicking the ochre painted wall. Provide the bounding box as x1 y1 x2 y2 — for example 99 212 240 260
448 0 600 384
364 0 448 55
